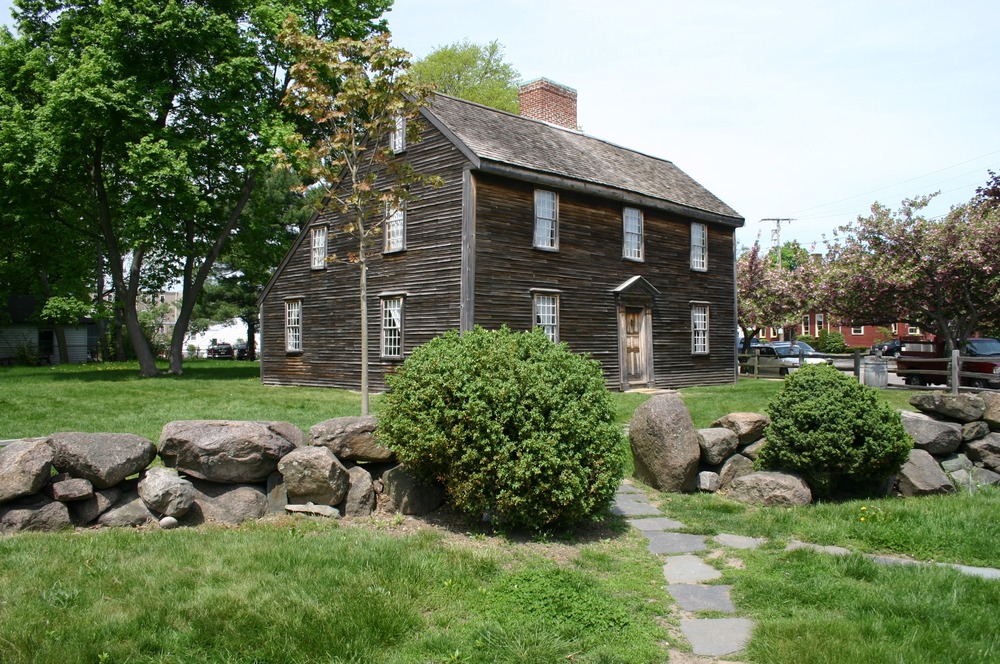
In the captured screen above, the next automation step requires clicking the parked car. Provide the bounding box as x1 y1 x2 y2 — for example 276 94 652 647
739 344 800 376
895 336 1000 388
771 341 832 366
235 343 249 360
206 342 235 359
870 338 902 357
736 336 768 353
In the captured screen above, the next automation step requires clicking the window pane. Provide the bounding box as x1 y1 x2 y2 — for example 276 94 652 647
624 208 642 260
385 205 404 252
534 190 557 249
285 300 302 352
382 298 402 357
691 222 707 270
311 227 327 269
389 115 405 153
692 305 709 354
534 294 558 342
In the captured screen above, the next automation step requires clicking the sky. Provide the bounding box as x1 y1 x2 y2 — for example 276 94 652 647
3 1 998 251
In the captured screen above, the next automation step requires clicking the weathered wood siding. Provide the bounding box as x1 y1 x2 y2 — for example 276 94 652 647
260 120 469 389
471 173 737 389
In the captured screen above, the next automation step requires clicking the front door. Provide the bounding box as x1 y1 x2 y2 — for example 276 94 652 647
624 306 648 386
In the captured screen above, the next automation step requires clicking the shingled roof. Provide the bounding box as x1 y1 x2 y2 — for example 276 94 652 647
422 93 744 226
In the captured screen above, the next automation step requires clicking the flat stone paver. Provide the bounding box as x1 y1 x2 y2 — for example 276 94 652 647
667 584 736 613
628 516 685 531
941 563 1000 580
612 498 660 517
616 484 645 495
714 533 766 549
681 618 754 657
786 540 851 556
647 531 707 555
663 555 722 583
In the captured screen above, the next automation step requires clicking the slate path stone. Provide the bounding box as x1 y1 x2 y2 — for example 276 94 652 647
646 531 707 555
628 516 685 531
612 496 660 517
667 584 736 613
662 555 722 583
786 540 852 556
681 618 754 657
714 533 765 550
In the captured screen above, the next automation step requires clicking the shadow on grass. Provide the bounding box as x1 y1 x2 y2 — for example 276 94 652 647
42 361 261 382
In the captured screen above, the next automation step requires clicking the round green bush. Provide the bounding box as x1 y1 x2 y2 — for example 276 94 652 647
756 364 912 497
378 326 626 530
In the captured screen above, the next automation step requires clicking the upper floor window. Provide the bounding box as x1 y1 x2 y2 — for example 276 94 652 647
623 207 643 261
533 189 558 250
381 296 404 359
533 292 559 343
310 226 327 270
285 299 302 353
691 304 709 354
389 115 406 153
690 222 707 271
384 202 405 253
851 325 865 335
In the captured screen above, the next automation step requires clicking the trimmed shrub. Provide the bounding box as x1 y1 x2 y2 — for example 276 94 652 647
378 326 626 530
816 329 847 354
756 364 912 497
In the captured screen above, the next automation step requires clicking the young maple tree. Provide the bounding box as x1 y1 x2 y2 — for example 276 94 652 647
279 21 440 415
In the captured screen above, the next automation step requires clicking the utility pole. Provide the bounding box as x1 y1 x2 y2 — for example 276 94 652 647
760 218 795 341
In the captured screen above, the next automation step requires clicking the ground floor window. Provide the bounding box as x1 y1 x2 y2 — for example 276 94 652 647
285 300 302 352
533 293 559 342
381 297 404 358
691 304 709 354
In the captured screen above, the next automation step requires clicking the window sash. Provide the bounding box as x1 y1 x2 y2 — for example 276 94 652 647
285 300 302 352
311 226 327 269
690 222 707 270
381 298 403 358
691 305 709 354
389 115 405 153
623 208 643 260
534 294 559 342
533 190 558 249
384 203 405 252
851 326 864 335
801 315 810 336
815 314 825 336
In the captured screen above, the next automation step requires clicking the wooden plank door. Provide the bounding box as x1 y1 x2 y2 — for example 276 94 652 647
624 306 647 385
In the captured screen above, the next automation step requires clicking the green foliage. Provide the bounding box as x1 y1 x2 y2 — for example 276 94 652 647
816 328 847 353
379 327 627 530
796 333 819 346
757 364 912 497
410 39 520 112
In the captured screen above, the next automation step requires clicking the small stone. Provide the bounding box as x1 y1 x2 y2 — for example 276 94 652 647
697 471 721 492
159 516 180 529
286 503 341 518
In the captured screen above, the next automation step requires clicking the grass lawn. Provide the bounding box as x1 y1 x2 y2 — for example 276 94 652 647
1 363 997 663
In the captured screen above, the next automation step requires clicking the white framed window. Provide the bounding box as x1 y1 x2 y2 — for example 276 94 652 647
891 323 899 335
815 313 825 336
381 297 404 358
691 304 709 354
285 300 302 352
851 326 864 335
310 226 327 270
908 325 920 335
533 189 558 250
389 115 405 153
384 202 405 253
623 207 643 261
533 292 559 342
801 315 810 336
690 222 707 271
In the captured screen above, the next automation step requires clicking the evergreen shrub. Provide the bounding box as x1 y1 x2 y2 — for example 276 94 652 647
817 329 848 353
756 364 912 497
378 326 626 530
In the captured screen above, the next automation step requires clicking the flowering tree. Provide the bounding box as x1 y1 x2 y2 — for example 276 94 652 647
823 184 1000 351
737 240 817 351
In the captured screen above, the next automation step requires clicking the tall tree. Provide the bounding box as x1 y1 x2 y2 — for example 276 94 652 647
0 0 389 376
410 39 520 113
280 22 441 415
737 239 817 350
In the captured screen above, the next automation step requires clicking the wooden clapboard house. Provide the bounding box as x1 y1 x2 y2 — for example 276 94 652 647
259 79 745 391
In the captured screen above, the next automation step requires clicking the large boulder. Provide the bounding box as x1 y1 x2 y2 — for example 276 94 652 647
727 471 812 507
180 479 268 526
278 446 350 506
0 494 72 533
899 411 962 456
383 465 444 515
629 393 700 492
310 416 395 463
0 438 54 503
965 433 1000 472
718 454 755 490
696 428 740 466
138 467 196 518
49 432 156 489
343 465 376 517
159 420 301 484
909 393 985 423
96 488 158 527
982 392 1000 431
897 449 955 497
711 412 770 447
949 467 1000 492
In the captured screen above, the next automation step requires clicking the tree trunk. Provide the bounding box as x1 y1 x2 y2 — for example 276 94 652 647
360 255 369 417
245 318 257 362
126 247 159 377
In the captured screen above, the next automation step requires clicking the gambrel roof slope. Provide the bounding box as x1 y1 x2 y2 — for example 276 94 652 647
423 93 744 226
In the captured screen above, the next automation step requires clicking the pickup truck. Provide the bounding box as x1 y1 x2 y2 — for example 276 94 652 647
895 337 1000 388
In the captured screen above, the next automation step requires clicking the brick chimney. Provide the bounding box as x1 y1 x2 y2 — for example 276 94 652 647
518 78 578 130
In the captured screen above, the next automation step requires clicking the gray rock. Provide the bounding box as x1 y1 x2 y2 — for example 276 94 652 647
711 412 770 447
728 471 812 506
696 428 740 466
158 420 301 484
159 516 180 529
646 531 707 554
909 393 986 423
950 467 1000 492
343 465 376 517
0 494 72 533
68 487 121 526
965 433 1000 472
50 432 156 489
940 453 974 473
278 446 350 506
897 449 955 496
629 393 700 492
981 391 1000 431
49 477 94 502
383 465 444 515
697 471 720 492
0 438 54 503
286 503 340 518
899 411 961 456
963 421 991 442
973 466 1000 486
718 454 754 490
662 555 722 584
138 467 196 517
97 488 158 527
180 479 268 526
266 472 287 514
667 584 736 613
310 416 395 462
741 438 766 461
681 618 754 657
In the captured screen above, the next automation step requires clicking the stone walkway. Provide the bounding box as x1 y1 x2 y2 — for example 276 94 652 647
613 481 1000 661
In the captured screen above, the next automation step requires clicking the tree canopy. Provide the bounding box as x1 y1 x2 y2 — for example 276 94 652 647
737 239 817 349
410 39 520 113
